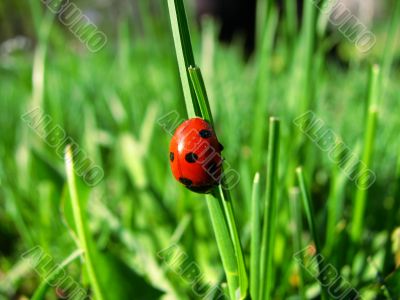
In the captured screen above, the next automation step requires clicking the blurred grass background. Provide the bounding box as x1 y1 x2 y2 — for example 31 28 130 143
1 0 400 299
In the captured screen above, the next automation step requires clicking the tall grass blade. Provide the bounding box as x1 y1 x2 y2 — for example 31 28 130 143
351 65 380 243
259 117 280 300
289 187 306 300
219 187 249 299
380 1 400 101
296 167 327 300
326 143 361 251
250 173 261 299
167 0 248 298
64 145 105 300
206 195 240 299
167 0 200 117
188 67 214 124
251 8 278 170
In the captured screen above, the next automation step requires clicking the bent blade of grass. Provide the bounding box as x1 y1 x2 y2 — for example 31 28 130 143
192 64 250 297
259 117 280 300
31 249 83 300
191 65 249 298
167 0 249 298
64 145 104 300
296 167 327 300
351 65 380 243
250 173 261 299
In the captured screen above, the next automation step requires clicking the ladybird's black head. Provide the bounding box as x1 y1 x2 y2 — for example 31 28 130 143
186 184 215 194
179 177 193 186
178 177 216 194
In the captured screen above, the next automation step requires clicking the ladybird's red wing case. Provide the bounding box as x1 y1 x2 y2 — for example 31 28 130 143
169 118 223 193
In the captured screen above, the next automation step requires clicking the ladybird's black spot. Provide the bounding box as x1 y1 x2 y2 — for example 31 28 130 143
179 177 193 186
185 152 198 163
208 162 218 174
218 143 224 151
199 129 212 138
170 152 174 162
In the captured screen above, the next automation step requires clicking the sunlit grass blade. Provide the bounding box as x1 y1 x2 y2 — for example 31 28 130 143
351 65 380 243
28 1 60 110
219 187 249 299
64 145 104 300
250 172 261 299
166 0 200 117
259 117 280 300
296 167 327 300
191 62 249 299
188 66 214 124
189 39 248 300
31 249 83 300
206 194 240 299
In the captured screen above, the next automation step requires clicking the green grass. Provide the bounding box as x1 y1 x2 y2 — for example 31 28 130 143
1 0 400 299
259 117 280 300
296 167 326 300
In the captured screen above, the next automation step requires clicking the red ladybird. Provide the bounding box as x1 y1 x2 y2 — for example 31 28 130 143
169 117 224 193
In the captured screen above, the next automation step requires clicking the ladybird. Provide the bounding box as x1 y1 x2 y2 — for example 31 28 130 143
169 117 224 193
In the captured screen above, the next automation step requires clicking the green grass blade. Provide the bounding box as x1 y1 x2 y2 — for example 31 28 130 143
206 194 239 299
283 0 298 54
188 66 214 125
289 187 306 300
167 0 200 117
296 167 327 300
190 55 249 300
259 117 280 300
380 1 400 101
299 0 316 112
326 143 361 251
64 145 104 300
167 0 249 298
28 2 60 110
255 0 272 49
251 8 278 170
351 65 380 243
250 173 261 299
219 187 249 299
287 0 317 115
